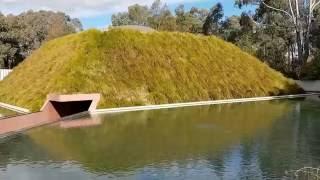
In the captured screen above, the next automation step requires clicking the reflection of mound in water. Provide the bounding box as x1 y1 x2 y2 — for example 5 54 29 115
28 100 294 173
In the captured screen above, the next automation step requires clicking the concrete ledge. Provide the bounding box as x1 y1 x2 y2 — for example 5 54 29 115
0 102 30 114
296 81 320 92
92 94 320 114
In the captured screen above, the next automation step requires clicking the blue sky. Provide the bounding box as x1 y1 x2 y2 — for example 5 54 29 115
1 0 256 30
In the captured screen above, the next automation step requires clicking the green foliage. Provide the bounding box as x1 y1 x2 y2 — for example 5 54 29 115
0 10 82 69
111 13 131 26
111 0 210 33
233 0 320 78
203 3 224 35
128 4 150 25
175 5 209 33
148 2 176 31
301 53 320 80
221 15 241 42
111 0 175 31
0 29 301 111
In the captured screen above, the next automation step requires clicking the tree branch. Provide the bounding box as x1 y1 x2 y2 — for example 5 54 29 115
288 0 297 25
248 15 262 26
294 0 300 18
261 1 294 19
312 0 320 11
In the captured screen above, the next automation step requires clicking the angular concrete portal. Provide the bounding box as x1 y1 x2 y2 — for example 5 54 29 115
41 94 100 118
0 93 101 136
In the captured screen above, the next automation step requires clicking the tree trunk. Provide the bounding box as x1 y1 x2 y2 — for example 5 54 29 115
304 30 310 62
296 30 304 65
291 44 295 71
3 57 8 69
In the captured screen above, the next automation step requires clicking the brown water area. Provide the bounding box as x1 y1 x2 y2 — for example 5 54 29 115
0 94 100 136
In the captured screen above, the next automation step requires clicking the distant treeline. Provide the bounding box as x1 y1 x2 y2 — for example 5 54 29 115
112 0 223 35
0 11 82 69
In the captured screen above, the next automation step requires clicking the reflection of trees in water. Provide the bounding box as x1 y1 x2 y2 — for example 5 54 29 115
26 101 292 174
257 100 320 179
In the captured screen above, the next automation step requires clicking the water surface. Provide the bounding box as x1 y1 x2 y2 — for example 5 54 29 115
1 97 320 179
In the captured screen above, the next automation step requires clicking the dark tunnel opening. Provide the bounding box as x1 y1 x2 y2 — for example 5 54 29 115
50 100 92 117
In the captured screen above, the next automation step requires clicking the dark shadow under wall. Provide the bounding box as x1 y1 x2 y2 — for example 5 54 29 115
50 100 92 117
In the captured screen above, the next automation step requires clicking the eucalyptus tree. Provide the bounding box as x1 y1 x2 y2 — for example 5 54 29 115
111 12 132 26
148 0 176 31
175 5 209 33
0 11 81 69
128 4 150 25
190 7 209 33
203 3 224 35
112 0 177 31
236 0 320 70
221 16 241 42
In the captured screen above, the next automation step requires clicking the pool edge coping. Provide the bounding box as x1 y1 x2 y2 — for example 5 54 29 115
91 93 320 114
1 93 319 116
0 102 30 114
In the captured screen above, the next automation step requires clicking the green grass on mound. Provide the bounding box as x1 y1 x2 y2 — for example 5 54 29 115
0 29 301 111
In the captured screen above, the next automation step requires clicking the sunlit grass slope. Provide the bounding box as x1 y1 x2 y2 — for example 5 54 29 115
0 29 301 111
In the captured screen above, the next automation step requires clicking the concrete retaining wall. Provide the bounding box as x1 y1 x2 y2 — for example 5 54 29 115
296 81 320 92
0 69 12 81
92 94 319 114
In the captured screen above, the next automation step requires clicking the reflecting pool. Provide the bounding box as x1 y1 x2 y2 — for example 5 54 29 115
1 96 320 179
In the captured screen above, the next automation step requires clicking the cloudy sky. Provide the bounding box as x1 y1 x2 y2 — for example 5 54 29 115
0 0 255 29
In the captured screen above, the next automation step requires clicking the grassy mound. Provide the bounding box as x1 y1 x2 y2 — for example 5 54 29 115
0 29 301 111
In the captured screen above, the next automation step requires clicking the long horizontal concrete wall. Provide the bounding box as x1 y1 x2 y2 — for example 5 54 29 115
296 81 320 92
1 93 319 118
92 94 319 114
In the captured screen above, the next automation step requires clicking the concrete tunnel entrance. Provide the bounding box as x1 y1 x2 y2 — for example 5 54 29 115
50 100 93 117
0 94 101 136
41 94 101 118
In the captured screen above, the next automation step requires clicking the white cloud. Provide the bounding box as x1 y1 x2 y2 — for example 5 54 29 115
0 0 205 18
